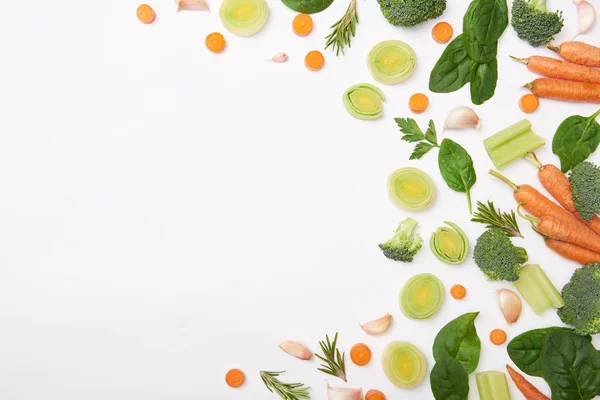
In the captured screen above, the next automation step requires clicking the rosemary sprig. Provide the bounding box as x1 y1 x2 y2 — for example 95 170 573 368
324 0 358 56
314 332 347 382
471 200 524 238
260 370 310 400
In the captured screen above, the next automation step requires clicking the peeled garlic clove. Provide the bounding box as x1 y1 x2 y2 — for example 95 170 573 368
279 341 312 360
177 0 209 12
574 0 596 35
360 313 392 335
444 106 481 129
497 289 522 324
328 385 362 400
270 52 288 63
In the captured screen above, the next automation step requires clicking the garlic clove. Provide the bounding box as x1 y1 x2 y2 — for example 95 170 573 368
279 341 312 360
497 289 522 324
444 106 481 130
574 0 596 35
177 0 210 12
360 313 393 335
270 52 288 63
328 384 362 400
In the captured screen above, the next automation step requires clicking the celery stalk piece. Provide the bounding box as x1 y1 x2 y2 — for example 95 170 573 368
476 371 511 400
484 119 546 169
514 264 564 315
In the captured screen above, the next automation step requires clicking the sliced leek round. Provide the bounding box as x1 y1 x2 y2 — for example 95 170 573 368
430 221 469 265
387 167 436 211
382 341 427 388
367 40 416 84
342 83 386 120
400 273 444 320
219 0 268 37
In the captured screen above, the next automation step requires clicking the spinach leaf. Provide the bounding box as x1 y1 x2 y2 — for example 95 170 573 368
280 0 333 14
430 355 469 400
429 35 471 93
470 60 498 105
433 312 481 374
438 139 477 214
541 330 600 400
507 327 575 377
552 110 600 172
463 0 508 49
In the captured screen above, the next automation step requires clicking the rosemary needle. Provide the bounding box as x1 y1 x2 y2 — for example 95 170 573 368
314 332 347 382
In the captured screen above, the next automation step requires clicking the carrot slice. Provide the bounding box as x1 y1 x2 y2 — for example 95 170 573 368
409 93 429 114
490 329 507 345
432 22 453 44
206 32 226 53
365 389 386 400
293 13 313 36
137 4 156 24
519 94 539 113
305 50 325 71
350 343 372 366
225 368 245 388
450 284 467 300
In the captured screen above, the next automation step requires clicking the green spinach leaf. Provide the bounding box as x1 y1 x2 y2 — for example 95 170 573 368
429 35 471 93
507 327 575 377
541 330 600 400
470 60 498 105
280 0 333 14
438 139 477 213
552 110 600 172
463 0 508 51
430 355 469 400
433 312 481 374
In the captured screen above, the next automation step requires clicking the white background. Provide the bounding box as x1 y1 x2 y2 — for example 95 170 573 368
2 0 600 399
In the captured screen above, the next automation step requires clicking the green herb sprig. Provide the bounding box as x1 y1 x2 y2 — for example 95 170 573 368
471 201 523 238
395 118 439 160
325 0 358 56
259 370 310 400
315 332 347 382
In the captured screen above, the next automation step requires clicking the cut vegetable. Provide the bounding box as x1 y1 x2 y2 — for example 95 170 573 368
365 389 386 400
205 32 226 53
430 221 469 265
137 4 156 24
476 371 511 400
450 284 467 299
484 119 546 169
292 13 313 36
219 0 268 37
381 341 427 388
305 50 325 71
387 167 436 211
432 22 453 44
513 264 564 315
226 368 245 388
408 93 429 114
490 329 507 345
342 83 385 120
519 94 539 114
400 273 444 320
350 343 371 366
367 40 417 84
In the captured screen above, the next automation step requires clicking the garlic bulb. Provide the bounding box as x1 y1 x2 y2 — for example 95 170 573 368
444 106 481 129
177 0 210 11
574 0 596 36
497 289 522 324
360 313 392 335
328 385 362 400
279 341 312 360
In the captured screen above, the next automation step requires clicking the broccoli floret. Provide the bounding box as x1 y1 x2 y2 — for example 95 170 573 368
511 0 564 47
473 228 528 281
379 217 423 262
569 161 600 221
557 263 600 336
376 0 446 27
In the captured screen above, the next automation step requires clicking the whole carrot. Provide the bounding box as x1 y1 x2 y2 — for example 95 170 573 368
545 239 600 264
548 41 600 67
506 365 549 400
534 215 600 253
526 78 600 103
511 55 600 84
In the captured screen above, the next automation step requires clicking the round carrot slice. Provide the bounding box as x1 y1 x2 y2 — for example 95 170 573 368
137 4 156 24
365 389 386 400
350 343 372 366
293 13 313 36
490 329 507 345
225 368 245 388
409 93 429 114
450 284 467 300
206 32 226 53
305 50 324 71
432 22 453 44
519 94 539 113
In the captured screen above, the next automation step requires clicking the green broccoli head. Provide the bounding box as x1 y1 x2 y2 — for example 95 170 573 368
376 0 447 27
473 228 528 282
557 263 600 336
511 0 564 47
379 217 423 262
569 161 600 221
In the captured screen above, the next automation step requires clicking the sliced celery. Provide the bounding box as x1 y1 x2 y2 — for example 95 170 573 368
514 264 564 315
484 119 546 169
476 371 511 400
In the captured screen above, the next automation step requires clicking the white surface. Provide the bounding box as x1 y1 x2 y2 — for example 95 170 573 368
2 0 600 399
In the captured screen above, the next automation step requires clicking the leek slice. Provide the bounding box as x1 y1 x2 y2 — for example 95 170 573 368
514 264 563 315
430 221 469 265
367 40 417 84
387 167 436 211
400 273 445 320
342 83 386 120
219 0 268 37
382 341 427 388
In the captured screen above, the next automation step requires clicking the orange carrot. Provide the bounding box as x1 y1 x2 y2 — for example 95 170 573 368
519 94 539 113
450 284 467 299
365 389 386 400
512 55 600 84
432 22 453 44
490 329 507 345
532 215 600 253
293 13 313 36
137 4 156 24
526 78 600 102
350 343 371 366
305 50 324 71
205 32 226 53
545 239 600 264
225 369 245 388
506 365 550 400
548 41 600 67
408 93 429 114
